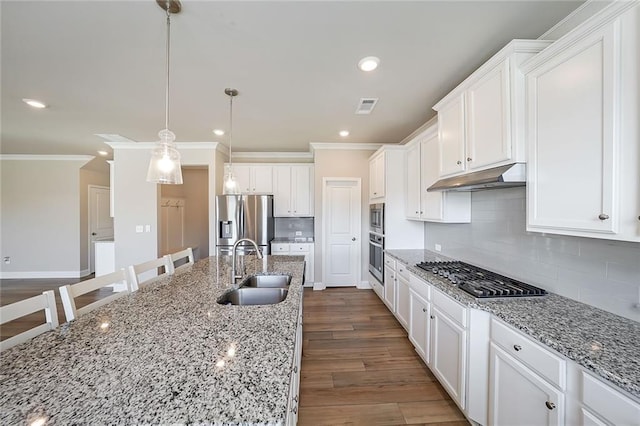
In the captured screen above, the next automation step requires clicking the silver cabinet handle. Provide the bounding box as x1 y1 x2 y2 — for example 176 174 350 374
545 401 556 410
514 344 522 351
467 157 472 162
456 160 462 165
598 214 609 220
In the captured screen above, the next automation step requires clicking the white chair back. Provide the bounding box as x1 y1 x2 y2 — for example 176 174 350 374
127 255 173 292
169 247 194 272
59 269 128 322
0 290 59 351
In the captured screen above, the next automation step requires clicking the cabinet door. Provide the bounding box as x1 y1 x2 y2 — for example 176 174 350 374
438 95 466 177
252 165 273 194
490 343 564 426
369 154 385 199
527 23 619 235
232 165 252 194
383 265 395 311
396 275 410 330
405 142 422 219
273 166 293 217
291 165 312 216
466 60 511 170
409 289 430 364
421 134 444 221
431 305 466 409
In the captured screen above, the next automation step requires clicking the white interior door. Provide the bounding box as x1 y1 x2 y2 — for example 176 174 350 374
322 178 361 286
89 185 113 274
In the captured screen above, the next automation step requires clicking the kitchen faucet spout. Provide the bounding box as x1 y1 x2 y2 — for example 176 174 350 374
231 238 263 283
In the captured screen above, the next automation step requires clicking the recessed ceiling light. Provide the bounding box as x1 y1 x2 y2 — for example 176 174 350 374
339 130 350 137
213 129 225 136
97 150 109 156
22 98 47 109
358 56 380 72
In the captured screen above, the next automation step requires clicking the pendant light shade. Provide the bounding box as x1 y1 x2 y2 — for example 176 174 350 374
223 88 239 194
147 0 183 185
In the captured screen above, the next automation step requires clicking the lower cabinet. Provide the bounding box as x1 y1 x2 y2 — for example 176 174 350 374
285 299 303 425
271 242 314 285
383 264 396 311
489 343 564 426
409 288 430 364
395 265 411 331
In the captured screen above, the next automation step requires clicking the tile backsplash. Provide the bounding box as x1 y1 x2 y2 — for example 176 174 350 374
424 187 640 322
275 217 314 239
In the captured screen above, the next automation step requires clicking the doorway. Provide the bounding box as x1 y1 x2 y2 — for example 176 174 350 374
88 185 114 274
322 178 361 287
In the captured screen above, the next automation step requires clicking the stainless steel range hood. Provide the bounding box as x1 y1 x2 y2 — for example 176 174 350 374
427 163 526 192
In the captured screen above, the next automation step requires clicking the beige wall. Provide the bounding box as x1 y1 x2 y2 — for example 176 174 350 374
313 148 377 285
160 168 209 258
79 166 110 272
0 156 92 277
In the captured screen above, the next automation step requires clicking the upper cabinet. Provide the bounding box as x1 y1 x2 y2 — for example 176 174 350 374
522 2 640 242
273 164 314 217
369 152 386 201
228 164 273 194
433 40 553 178
405 127 471 223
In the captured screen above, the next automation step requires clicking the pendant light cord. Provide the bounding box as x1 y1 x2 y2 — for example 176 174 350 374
165 7 171 132
228 93 233 167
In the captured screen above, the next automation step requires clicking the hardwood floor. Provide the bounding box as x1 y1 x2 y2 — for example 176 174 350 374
299 287 468 425
0 275 111 339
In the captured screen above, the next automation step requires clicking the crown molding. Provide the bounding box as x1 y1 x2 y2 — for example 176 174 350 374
105 141 221 150
400 116 438 145
232 151 314 160
0 154 95 162
309 142 383 151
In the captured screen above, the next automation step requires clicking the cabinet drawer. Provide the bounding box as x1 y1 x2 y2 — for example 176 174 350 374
409 273 430 301
432 288 466 326
384 257 396 269
271 243 290 253
491 318 566 389
290 244 309 253
582 371 640 425
396 262 410 280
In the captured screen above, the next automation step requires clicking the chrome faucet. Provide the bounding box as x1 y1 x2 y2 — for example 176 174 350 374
231 238 263 283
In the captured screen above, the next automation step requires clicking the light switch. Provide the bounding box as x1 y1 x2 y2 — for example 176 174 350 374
136 225 143 233
145 225 151 232
435 244 442 252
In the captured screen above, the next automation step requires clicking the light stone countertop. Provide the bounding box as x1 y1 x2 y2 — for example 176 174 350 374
385 249 640 399
0 255 305 425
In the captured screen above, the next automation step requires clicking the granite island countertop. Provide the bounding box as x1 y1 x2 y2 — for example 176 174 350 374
0 255 305 425
385 249 640 399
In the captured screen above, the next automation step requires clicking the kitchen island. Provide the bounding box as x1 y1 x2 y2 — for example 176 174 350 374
0 255 305 425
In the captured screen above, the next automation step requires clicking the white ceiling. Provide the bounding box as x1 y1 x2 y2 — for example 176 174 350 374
1 0 584 158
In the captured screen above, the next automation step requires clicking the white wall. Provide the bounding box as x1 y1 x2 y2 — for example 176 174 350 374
313 148 377 286
109 142 222 271
425 187 640 322
0 155 93 278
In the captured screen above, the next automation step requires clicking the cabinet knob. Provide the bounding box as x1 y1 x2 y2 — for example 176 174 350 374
422 308 427 312
415 211 419 214
467 157 472 162
456 160 462 165
291 406 298 414
293 396 298 403
513 344 522 352
351 237 356 241
293 365 298 373
545 401 556 410
420 211 423 214
430 315 435 319
374 192 377 195
598 214 609 220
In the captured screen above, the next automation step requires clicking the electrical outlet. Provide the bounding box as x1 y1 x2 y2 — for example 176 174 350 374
435 244 442 252
295 231 302 236
136 225 143 233
3 256 10 264
145 225 151 232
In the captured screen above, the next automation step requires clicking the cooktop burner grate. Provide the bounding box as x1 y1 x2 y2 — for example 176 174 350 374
415 261 547 299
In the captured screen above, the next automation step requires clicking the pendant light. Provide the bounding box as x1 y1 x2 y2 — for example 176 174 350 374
147 0 183 185
223 88 239 194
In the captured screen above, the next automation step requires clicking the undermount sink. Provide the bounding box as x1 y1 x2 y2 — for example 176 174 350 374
240 274 292 288
217 287 289 306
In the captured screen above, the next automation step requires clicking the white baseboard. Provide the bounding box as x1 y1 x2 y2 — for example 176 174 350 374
0 270 86 279
313 282 326 291
357 280 372 289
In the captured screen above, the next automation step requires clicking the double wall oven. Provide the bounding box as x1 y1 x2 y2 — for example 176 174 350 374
368 203 385 284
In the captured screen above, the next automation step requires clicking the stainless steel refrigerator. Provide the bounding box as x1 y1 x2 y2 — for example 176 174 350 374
216 194 274 256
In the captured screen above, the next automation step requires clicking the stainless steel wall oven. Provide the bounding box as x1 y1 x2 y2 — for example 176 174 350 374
369 232 384 284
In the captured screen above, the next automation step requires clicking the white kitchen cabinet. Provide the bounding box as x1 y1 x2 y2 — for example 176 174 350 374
285 298 303 426
409 288 430 364
490 343 565 426
395 263 411 331
433 40 552 178
383 258 396 311
107 160 114 218
523 2 640 242
430 300 467 410
369 151 385 201
229 164 273 194
271 242 314 285
405 127 471 223
579 370 640 426
273 165 314 217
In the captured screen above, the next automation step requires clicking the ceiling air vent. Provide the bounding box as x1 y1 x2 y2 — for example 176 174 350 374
355 98 378 115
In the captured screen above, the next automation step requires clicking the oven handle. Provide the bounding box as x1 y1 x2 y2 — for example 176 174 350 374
369 241 383 249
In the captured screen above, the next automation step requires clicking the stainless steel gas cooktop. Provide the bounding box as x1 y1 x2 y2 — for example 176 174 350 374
416 261 548 299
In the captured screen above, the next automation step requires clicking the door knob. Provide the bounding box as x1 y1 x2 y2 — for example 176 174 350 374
91 232 97 236
352 237 356 241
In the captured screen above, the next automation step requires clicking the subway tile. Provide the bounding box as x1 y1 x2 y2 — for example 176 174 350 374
606 262 640 284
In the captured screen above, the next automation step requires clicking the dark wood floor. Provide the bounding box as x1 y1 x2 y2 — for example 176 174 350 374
299 287 468 425
2 279 468 425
